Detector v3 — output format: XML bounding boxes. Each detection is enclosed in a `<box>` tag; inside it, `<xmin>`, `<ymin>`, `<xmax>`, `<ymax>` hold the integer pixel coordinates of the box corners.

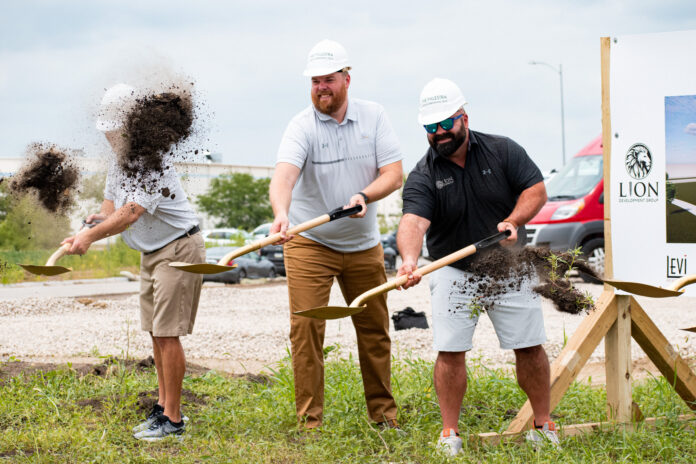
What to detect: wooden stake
<box><xmin>505</xmin><ymin>290</ymin><xmax>617</xmax><ymax>433</ymax></box>
<box><xmin>605</xmin><ymin>294</ymin><xmax>633</xmax><ymax>421</ymax></box>
<box><xmin>630</xmin><ymin>296</ymin><xmax>696</xmax><ymax>407</ymax></box>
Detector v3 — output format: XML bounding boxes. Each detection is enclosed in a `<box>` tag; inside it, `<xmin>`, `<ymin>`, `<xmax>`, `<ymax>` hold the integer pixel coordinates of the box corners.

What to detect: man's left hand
<box><xmin>497</xmin><ymin>221</ymin><xmax>518</xmax><ymax>247</ymax></box>
<box><xmin>61</xmin><ymin>234</ymin><xmax>93</xmax><ymax>255</ymax></box>
<box><xmin>346</xmin><ymin>194</ymin><xmax>367</xmax><ymax>218</ymax></box>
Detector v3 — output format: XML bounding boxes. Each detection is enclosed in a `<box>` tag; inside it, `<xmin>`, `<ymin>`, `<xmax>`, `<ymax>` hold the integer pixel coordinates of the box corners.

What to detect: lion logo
<box><xmin>624</xmin><ymin>143</ymin><xmax>653</xmax><ymax>180</ymax></box>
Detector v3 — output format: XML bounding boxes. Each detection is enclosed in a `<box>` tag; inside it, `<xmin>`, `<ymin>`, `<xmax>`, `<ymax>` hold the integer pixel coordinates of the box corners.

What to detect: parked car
<box><xmin>380</xmin><ymin>231</ymin><xmax>398</xmax><ymax>270</ymax></box>
<box><xmin>526</xmin><ymin>136</ymin><xmax>605</xmax><ymax>279</ymax></box>
<box><xmin>251</xmin><ymin>223</ymin><xmax>272</xmax><ymax>241</ymax></box>
<box><xmin>201</xmin><ymin>246</ymin><xmax>277</xmax><ymax>284</ymax></box>
<box><xmin>259</xmin><ymin>243</ymin><xmax>285</xmax><ymax>276</ymax></box>
<box><xmin>201</xmin><ymin>228</ymin><xmax>251</xmax><ymax>247</ymax></box>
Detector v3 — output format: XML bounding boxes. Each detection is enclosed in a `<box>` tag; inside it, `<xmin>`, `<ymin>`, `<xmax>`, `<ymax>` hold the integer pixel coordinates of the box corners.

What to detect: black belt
<box><xmin>143</xmin><ymin>225</ymin><xmax>200</xmax><ymax>255</ymax></box>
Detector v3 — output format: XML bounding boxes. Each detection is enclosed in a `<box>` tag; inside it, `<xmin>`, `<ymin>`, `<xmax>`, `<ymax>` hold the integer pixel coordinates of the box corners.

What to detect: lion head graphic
<box><xmin>624</xmin><ymin>143</ymin><xmax>652</xmax><ymax>180</ymax></box>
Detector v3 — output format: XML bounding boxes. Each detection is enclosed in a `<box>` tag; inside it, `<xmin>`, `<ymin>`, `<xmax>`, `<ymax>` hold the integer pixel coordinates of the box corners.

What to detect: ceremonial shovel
<box><xmin>18</xmin><ymin>220</ymin><xmax>102</xmax><ymax>276</ymax></box>
<box><xmin>169</xmin><ymin>205</ymin><xmax>363</xmax><ymax>274</ymax></box>
<box><xmin>294</xmin><ymin>229</ymin><xmax>512</xmax><ymax>320</ymax></box>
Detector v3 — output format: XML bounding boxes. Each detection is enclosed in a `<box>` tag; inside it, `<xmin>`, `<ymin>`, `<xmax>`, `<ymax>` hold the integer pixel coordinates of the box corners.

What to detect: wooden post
<box><xmin>600</xmin><ymin>36</ymin><xmax>613</xmax><ymax>285</ymax></box>
<box><xmin>630</xmin><ymin>296</ymin><xmax>696</xmax><ymax>407</ymax></box>
<box><xmin>505</xmin><ymin>290</ymin><xmax>618</xmax><ymax>433</ymax></box>
<box><xmin>604</xmin><ymin>295</ymin><xmax>632</xmax><ymax>421</ymax></box>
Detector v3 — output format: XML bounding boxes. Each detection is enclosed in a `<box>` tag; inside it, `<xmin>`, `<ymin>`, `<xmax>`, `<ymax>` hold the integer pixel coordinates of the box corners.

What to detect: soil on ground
<box><xmin>8</xmin><ymin>144</ymin><xmax>80</xmax><ymax>214</ymax></box>
<box><xmin>457</xmin><ymin>246</ymin><xmax>598</xmax><ymax>315</ymax></box>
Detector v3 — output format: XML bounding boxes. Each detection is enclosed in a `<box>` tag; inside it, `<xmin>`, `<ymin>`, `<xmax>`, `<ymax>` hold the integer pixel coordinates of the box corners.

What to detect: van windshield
<box><xmin>545</xmin><ymin>154</ymin><xmax>603</xmax><ymax>200</ymax></box>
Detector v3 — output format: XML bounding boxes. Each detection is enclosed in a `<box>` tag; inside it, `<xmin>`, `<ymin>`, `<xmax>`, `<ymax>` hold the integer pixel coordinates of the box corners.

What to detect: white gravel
<box><xmin>2</xmin><ymin>277</ymin><xmax>696</xmax><ymax>374</ymax></box>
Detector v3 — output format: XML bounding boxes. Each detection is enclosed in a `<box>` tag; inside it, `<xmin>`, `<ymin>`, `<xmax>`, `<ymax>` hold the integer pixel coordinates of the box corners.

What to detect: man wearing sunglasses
<box><xmin>269</xmin><ymin>39</ymin><xmax>403</xmax><ymax>431</ymax></box>
<box><xmin>396</xmin><ymin>78</ymin><xmax>555</xmax><ymax>455</ymax></box>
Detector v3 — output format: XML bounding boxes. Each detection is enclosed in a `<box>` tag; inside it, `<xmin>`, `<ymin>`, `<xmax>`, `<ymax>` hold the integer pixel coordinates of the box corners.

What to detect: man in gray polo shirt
<box><xmin>269</xmin><ymin>39</ymin><xmax>403</xmax><ymax>430</ymax></box>
<box><xmin>61</xmin><ymin>83</ymin><xmax>205</xmax><ymax>441</ymax></box>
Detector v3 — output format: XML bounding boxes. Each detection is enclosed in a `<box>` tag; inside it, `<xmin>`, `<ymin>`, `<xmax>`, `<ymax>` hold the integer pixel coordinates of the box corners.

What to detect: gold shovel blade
<box><xmin>603</xmin><ymin>279</ymin><xmax>684</xmax><ymax>298</ymax></box>
<box><xmin>293</xmin><ymin>305</ymin><xmax>367</xmax><ymax>320</ymax></box>
<box><xmin>19</xmin><ymin>264</ymin><xmax>73</xmax><ymax>276</ymax></box>
<box><xmin>169</xmin><ymin>262</ymin><xmax>238</xmax><ymax>274</ymax></box>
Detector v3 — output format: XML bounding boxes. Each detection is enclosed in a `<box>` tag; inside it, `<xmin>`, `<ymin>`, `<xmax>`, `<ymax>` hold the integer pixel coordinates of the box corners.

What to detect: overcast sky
<box><xmin>2</xmin><ymin>0</ymin><xmax>696</xmax><ymax>173</ymax></box>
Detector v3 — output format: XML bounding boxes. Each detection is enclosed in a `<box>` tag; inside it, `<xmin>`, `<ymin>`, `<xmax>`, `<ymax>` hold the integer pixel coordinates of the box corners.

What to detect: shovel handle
<box><xmin>670</xmin><ymin>274</ymin><xmax>696</xmax><ymax>291</ymax></box>
<box><xmin>351</xmin><ymin>230</ymin><xmax>511</xmax><ymax>307</ymax></box>
<box><xmin>215</xmin><ymin>205</ymin><xmax>365</xmax><ymax>266</ymax></box>
<box><xmin>46</xmin><ymin>243</ymin><xmax>70</xmax><ymax>266</ymax></box>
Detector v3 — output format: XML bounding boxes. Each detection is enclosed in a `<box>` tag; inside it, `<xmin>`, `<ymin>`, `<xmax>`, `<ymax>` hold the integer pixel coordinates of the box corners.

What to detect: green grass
<box><xmin>1</xmin><ymin>354</ymin><xmax>695</xmax><ymax>463</ymax></box>
<box><xmin>666</xmin><ymin>201</ymin><xmax>696</xmax><ymax>243</ymax></box>
<box><xmin>674</xmin><ymin>180</ymin><xmax>696</xmax><ymax>205</ymax></box>
<box><xmin>0</xmin><ymin>239</ymin><xmax>141</xmax><ymax>284</ymax></box>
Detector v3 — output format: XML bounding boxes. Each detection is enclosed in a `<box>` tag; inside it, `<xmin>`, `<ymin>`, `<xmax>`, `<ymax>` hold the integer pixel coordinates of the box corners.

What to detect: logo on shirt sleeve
<box><xmin>481</xmin><ymin>169</ymin><xmax>492</xmax><ymax>175</ymax></box>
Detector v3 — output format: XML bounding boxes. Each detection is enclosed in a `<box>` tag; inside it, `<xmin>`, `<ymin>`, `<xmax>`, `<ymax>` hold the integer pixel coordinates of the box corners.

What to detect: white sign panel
<box><xmin>610</xmin><ymin>30</ymin><xmax>696</xmax><ymax>296</ymax></box>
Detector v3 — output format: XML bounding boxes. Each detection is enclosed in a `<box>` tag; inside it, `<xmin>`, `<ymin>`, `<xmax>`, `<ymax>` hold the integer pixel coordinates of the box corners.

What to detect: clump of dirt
<box><xmin>455</xmin><ymin>246</ymin><xmax>598</xmax><ymax>315</ymax></box>
<box><xmin>117</xmin><ymin>87</ymin><xmax>193</xmax><ymax>193</ymax></box>
<box><xmin>8</xmin><ymin>144</ymin><xmax>80</xmax><ymax>214</ymax></box>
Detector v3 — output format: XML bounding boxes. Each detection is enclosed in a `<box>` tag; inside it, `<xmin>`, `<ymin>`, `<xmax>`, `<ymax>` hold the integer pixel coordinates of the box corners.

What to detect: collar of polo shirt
<box><xmin>313</xmin><ymin>98</ymin><xmax>358</xmax><ymax>124</ymax></box>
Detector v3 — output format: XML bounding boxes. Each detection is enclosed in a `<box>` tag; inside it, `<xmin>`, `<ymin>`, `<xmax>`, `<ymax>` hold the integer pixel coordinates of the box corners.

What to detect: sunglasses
<box><xmin>424</xmin><ymin>114</ymin><xmax>464</xmax><ymax>134</ymax></box>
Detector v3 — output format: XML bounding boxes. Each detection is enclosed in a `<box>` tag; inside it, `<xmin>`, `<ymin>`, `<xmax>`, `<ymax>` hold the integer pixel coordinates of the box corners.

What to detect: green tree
<box><xmin>196</xmin><ymin>173</ymin><xmax>272</xmax><ymax>230</ymax></box>
<box><xmin>666</xmin><ymin>174</ymin><xmax>676</xmax><ymax>203</ymax></box>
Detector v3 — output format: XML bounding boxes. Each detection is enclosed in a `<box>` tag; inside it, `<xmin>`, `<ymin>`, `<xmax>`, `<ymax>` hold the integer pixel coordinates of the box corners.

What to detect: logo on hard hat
<box><xmin>624</xmin><ymin>143</ymin><xmax>653</xmax><ymax>180</ymax></box>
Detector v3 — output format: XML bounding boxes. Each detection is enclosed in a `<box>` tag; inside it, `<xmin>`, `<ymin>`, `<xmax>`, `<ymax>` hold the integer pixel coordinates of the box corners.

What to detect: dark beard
<box><xmin>429</xmin><ymin>128</ymin><xmax>465</xmax><ymax>158</ymax></box>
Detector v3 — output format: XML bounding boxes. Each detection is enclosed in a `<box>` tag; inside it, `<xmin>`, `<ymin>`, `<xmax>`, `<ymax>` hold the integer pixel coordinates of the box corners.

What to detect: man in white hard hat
<box><xmin>62</xmin><ymin>83</ymin><xmax>205</xmax><ymax>441</ymax></box>
<box><xmin>396</xmin><ymin>78</ymin><xmax>555</xmax><ymax>455</ymax></box>
<box><xmin>269</xmin><ymin>39</ymin><xmax>403</xmax><ymax>431</ymax></box>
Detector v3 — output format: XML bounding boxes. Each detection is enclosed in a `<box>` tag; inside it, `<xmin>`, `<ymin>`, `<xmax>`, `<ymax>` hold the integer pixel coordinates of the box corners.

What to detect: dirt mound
<box><xmin>118</xmin><ymin>87</ymin><xmax>194</xmax><ymax>192</ymax></box>
<box><xmin>8</xmin><ymin>144</ymin><xmax>80</xmax><ymax>214</ymax></box>
<box><xmin>459</xmin><ymin>246</ymin><xmax>597</xmax><ymax>315</ymax></box>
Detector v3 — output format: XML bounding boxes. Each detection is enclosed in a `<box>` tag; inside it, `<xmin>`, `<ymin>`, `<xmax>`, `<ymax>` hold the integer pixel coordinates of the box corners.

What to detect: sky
<box><xmin>2</xmin><ymin>0</ymin><xmax>696</xmax><ymax>173</ymax></box>
<box><xmin>665</xmin><ymin>95</ymin><xmax>696</xmax><ymax>164</ymax></box>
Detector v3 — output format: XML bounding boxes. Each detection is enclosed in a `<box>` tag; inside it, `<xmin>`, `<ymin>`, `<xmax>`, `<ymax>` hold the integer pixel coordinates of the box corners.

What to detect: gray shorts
<box><xmin>429</xmin><ymin>265</ymin><xmax>546</xmax><ymax>352</ymax></box>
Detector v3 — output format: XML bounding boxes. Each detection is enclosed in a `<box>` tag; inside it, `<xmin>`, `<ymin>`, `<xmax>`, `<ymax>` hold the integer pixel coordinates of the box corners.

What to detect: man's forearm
<box><xmin>269</xmin><ymin>179</ymin><xmax>293</xmax><ymax>217</ymax></box>
<box><xmin>361</xmin><ymin>167</ymin><xmax>402</xmax><ymax>203</ymax></box>
<box><xmin>397</xmin><ymin>213</ymin><xmax>430</xmax><ymax>264</ymax></box>
<box><xmin>84</xmin><ymin>203</ymin><xmax>143</xmax><ymax>243</ymax></box>
<box><xmin>504</xmin><ymin>182</ymin><xmax>547</xmax><ymax>227</ymax></box>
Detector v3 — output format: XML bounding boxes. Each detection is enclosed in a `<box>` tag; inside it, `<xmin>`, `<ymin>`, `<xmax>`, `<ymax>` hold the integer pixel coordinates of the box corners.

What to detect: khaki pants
<box><xmin>284</xmin><ymin>235</ymin><xmax>397</xmax><ymax>428</ymax></box>
<box><xmin>140</xmin><ymin>233</ymin><xmax>205</xmax><ymax>337</ymax></box>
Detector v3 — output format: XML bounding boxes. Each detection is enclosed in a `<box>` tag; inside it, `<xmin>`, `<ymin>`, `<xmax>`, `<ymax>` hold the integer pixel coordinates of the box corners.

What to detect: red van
<box><xmin>526</xmin><ymin>136</ymin><xmax>605</xmax><ymax>278</ymax></box>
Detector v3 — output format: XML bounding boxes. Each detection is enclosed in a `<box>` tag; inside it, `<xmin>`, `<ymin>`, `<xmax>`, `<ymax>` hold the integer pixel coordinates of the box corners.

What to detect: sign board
<box><xmin>610</xmin><ymin>30</ymin><xmax>696</xmax><ymax>295</ymax></box>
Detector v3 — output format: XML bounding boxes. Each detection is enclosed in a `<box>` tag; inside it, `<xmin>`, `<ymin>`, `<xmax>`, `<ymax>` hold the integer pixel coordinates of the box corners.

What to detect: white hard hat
<box><xmin>418</xmin><ymin>78</ymin><xmax>468</xmax><ymax>125</ymax></box>
<box><xmin>302</xmin><ymin>39</ymin><xmax>351</xmax><ymax>77</ymax></box>
<box><xmin>96</xmin><ymin>83</ymin><xmax>136</xmax><ymax>132</ymax></box>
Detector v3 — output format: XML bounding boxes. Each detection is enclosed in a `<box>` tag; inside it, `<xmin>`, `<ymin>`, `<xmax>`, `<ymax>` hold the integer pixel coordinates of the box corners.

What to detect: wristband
<box><xmin>357</xmin><ymin>191</ymin><xmax>369</xmax><ymax>204</ymax></box>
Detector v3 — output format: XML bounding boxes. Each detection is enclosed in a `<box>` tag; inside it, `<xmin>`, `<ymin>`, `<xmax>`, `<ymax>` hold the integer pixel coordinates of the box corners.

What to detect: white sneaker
<box><xmin>525</xmin><ymin>421</ymin><xmax>560</xmax><ymax>448</ymax></box>
<box><xmin>438</xmin><ymin>428</ymin><xmax>462</xmax><ymax>456</ymax></box>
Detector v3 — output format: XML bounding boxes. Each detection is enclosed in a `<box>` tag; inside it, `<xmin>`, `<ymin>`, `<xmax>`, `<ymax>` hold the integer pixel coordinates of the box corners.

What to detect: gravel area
<box><xmin>2</xmin><ymin>277</ymin><xmax>696</xmax><ymax>374</ymax></box>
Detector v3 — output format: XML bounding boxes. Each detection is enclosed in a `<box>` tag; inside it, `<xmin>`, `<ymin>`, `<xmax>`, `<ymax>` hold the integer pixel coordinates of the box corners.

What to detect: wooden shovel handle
<box><xmin>352</xmin><ymin>244</ymin><xmax>477</xmax><ymax>307</ymax></box>
<box><xmin>670</xmin><ymin>274</ymin><xmax>696</xmax><ymax>291</ymax></box>
<box><xmin>216</xmin><ymin>214</ymin><xmax>331</xmax><ymax>266</ymax></box>
<box><xmin>46</xmin><ymin>243</ymin><xmax>70</xmax><ymax>266</ymax></box>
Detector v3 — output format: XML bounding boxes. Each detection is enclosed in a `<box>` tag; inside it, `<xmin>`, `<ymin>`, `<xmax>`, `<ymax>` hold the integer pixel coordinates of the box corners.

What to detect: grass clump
<box><xmin>1</xmin><ymin>356</ymin><xmax>695</xmax><ymax>463</ymax></box>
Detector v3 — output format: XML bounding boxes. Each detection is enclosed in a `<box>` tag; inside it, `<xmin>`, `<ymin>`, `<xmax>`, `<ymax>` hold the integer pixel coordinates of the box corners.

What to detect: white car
<box><xmin>201</xmin><ymin>228</ymin><xmax>251</xmax><ymax>247</ymax></box>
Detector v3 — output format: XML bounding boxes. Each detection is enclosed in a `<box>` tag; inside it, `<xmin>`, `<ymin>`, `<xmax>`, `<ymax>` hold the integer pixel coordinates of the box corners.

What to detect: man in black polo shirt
<box><xmin>396</xmin><ymin>78</ymin><xmax>556</xmax><ymax>454</ymax></box>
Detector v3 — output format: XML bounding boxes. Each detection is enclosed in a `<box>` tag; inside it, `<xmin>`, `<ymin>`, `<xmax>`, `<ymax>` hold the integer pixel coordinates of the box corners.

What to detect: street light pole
<box><xmin>530</xmin><ymin>61</ymin><xmax>566</xmax><ymax>166</ymax></box>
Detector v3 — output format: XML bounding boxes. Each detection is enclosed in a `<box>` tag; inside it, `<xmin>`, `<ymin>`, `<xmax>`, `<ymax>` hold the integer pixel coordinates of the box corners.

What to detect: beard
<box><xmin>311</xmin><ymin>84</ymin><xmax>348</xmax><ymax>115</ymax></box>
<box><xmin>429</xmin><ymin>126</ymin><xmax>466</xmax><ymax>158</ymax></box>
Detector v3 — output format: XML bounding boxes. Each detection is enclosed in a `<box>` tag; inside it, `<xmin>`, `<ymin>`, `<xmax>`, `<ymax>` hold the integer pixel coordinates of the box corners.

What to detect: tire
<box><xmin>238</xmin><ymin>269</ymin><xmax>247</xmax><ymax>281</ymax></box>
<box><xmin>580</xmin><ymin>238</ymin><xmax>605</xmax><ymax>281</ymax></box>
<box><xmin>268</xmin><ymin>268</ymin><xmax>277</xmax><ymax>279</ymax></box>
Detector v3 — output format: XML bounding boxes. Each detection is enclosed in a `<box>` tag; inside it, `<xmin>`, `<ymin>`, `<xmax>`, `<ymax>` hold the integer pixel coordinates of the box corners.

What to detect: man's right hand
<box><xmin>396</xmin><ymin>259</ymin><xmax>421</xmax><ymax>290</ymax></box>
<box><xmin>269</xmin><ymin>214</ymin><xmax>293</xmax><ymax>245</ymax></box>
<box><xmin>83</xmin><ymin>213</ymin><xmax>107</xmax><ymax>228</ymax></box>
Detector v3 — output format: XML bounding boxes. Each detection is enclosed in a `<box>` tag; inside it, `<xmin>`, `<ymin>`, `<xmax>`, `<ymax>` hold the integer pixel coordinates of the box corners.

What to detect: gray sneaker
<box><xmin>133</xmin><ymin>415</ymin><xmax>185</xmax><ymax>441</ymax></box>
<box><xmin>132</xmin><ymin>405</ymin><xmax>189</xmax><ymax>433</ymax></box>
<box><xmin>525</xmin><ymin>421</ymin><xmax>560</xmax><ymax>448</ymax></box>
<box><xmin>437</xmin><ymin>428</ymin><xmax>462</xmax><ymax>456</ymax></box>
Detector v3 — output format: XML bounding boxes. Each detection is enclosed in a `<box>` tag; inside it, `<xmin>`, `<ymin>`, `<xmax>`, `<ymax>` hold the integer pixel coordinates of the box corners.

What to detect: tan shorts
<box><xmin>140</xmin><ymin>232</ymin><xmax>205</xmax><ymax>337</ymax></box>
